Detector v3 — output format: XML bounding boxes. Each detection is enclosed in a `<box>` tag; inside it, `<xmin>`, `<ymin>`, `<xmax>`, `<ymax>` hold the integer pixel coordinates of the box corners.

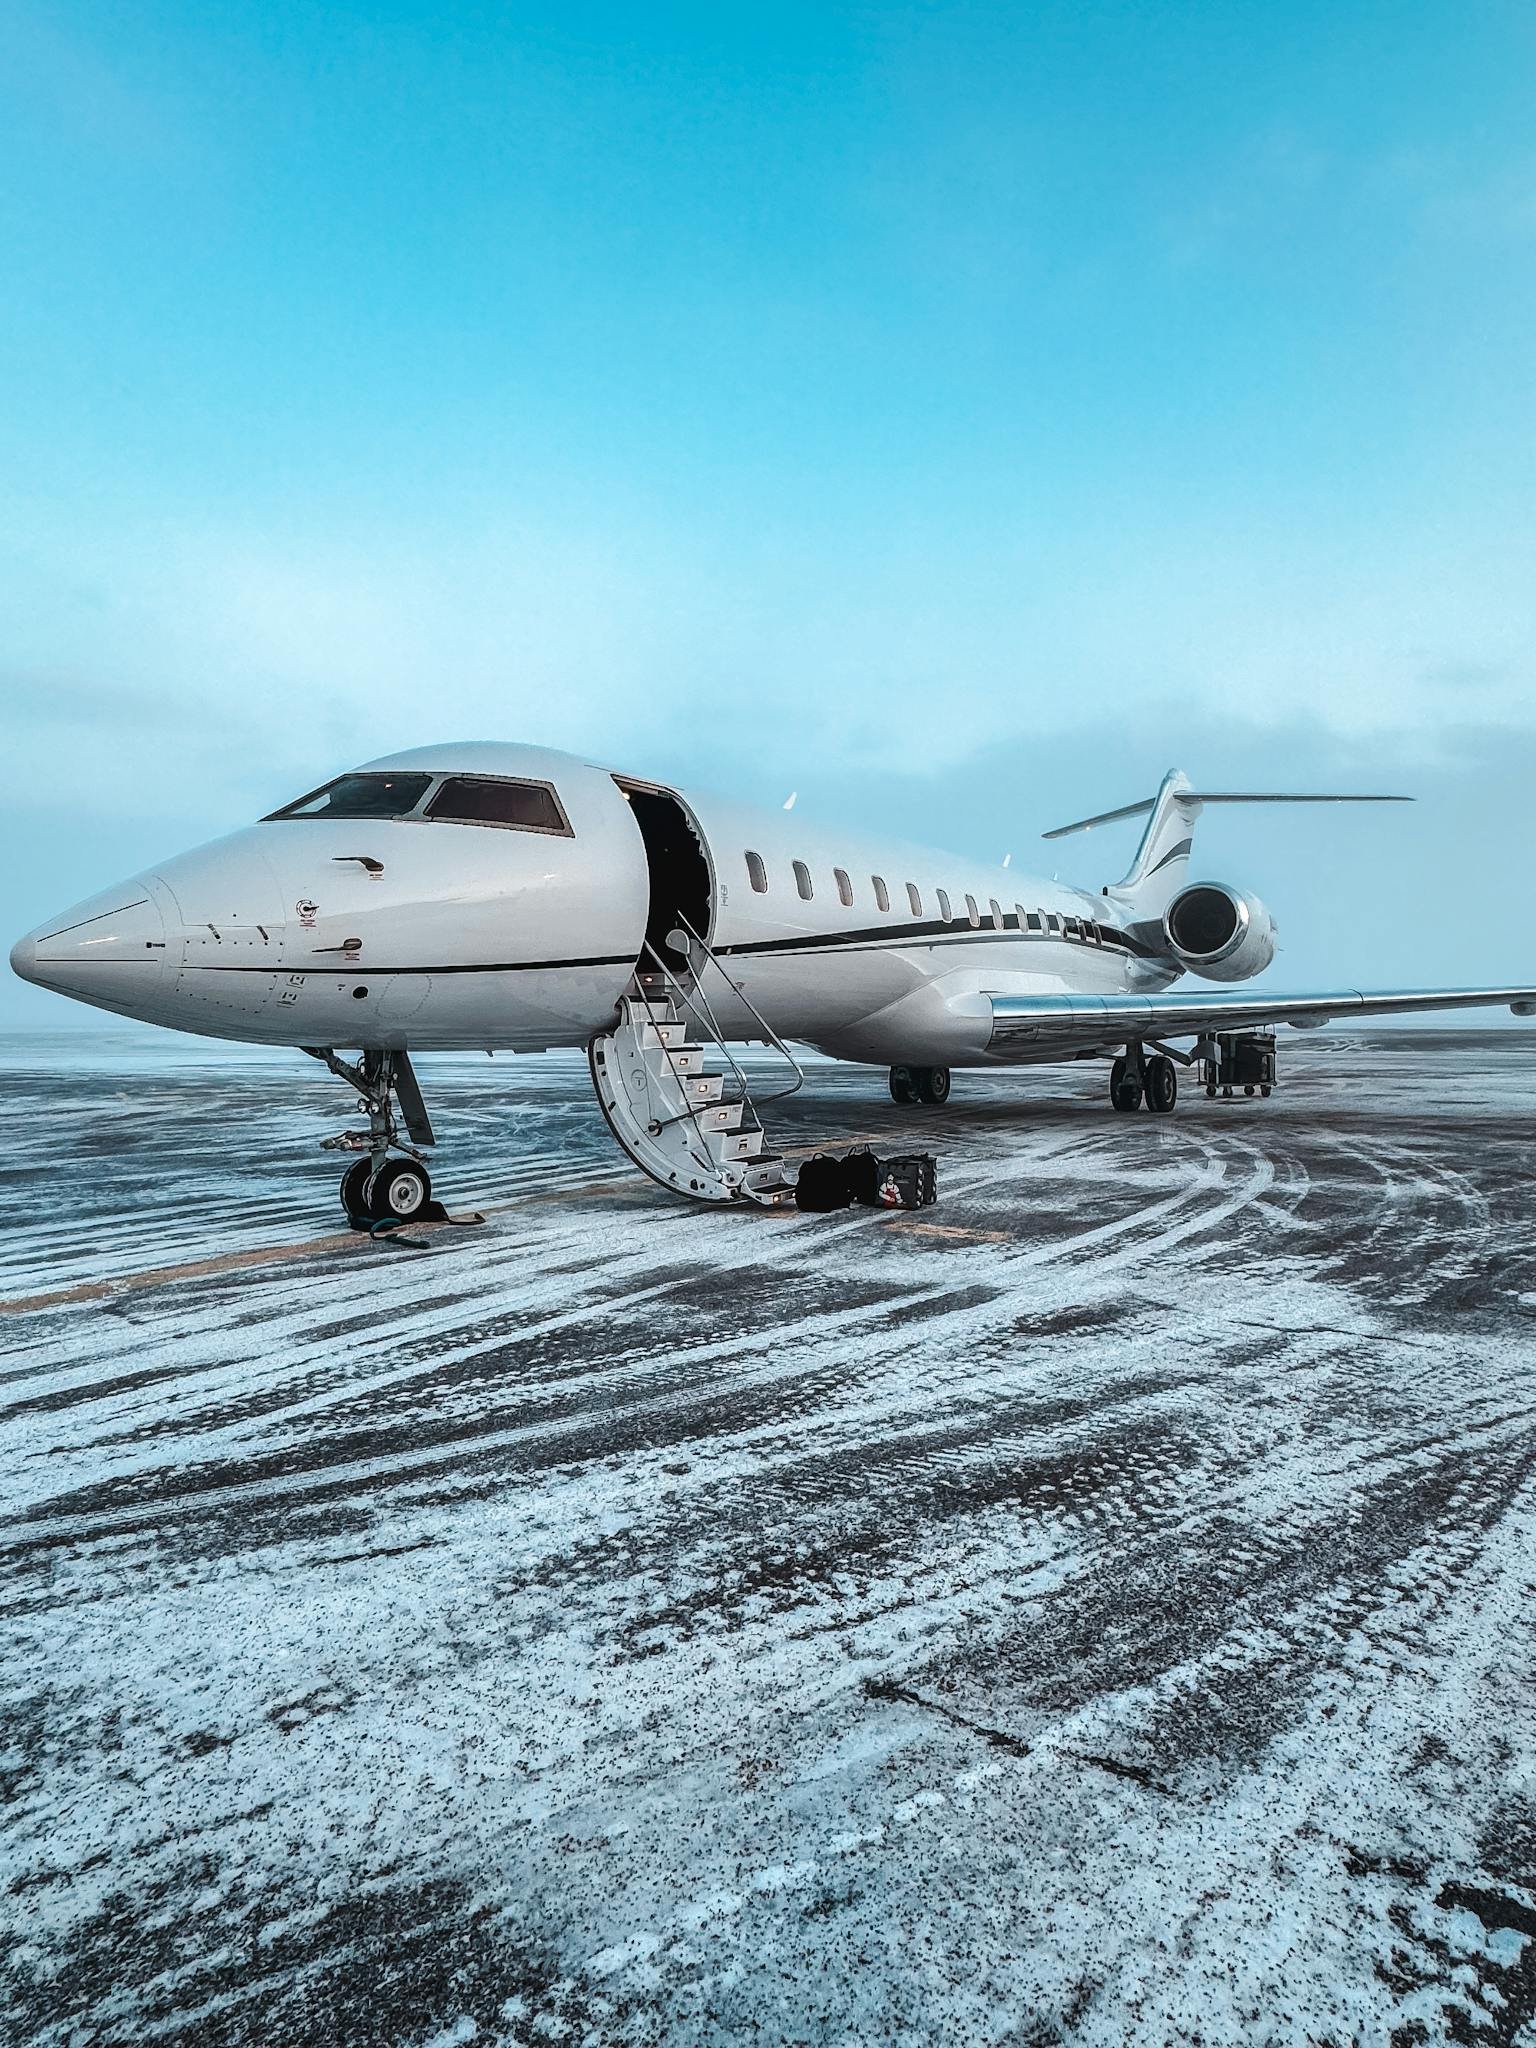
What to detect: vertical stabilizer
<box><xmin>1103</xmin><ymin>770</ymin><xmax>1202</xmax><ymax>918</ymax></box>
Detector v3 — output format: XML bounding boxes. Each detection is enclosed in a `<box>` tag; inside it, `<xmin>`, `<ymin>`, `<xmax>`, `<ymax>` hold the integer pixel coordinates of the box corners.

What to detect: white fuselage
<box><xmin>11</xmin><ymin>742</ymin><xmax>1178</xmax><ymax>1067</ymax></box>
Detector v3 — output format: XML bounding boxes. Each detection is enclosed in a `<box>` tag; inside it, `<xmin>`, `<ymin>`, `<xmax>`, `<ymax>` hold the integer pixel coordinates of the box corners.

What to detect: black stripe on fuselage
<box><xmin>714</xmin><ymin>914</ymin><xmax>1161</xmax><ymax>961</ymax></box>
<box><xmin>174</xmin><ymin>920</ymin><xmax>1163</xmax><ymax>977</ymax></box>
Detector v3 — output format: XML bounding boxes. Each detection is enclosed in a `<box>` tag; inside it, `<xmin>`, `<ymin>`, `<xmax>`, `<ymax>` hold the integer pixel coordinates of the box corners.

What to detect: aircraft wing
<box><xmin>987</xmin><ymin>985</ymin><xmax>1536</xmax><ymax>1057</ymax></box>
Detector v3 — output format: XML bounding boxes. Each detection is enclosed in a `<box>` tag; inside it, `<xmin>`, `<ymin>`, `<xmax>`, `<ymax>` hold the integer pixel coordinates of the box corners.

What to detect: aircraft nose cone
<box><xmin>11</xmin><ymin>883</ymin><xmax>168</xmax><ymax>1018</ymax></box>
<box><xmin>9</xmin><ymin>930</ymin><xmax>39</xmax><ymax>985</ymax></box>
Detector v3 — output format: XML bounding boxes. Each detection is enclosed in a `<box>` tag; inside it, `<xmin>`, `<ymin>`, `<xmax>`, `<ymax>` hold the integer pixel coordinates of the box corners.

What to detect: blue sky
<box><xmin>3</xmin><ymin>0</ymin><xmax>1534</xmax><ymax>1025</ymax></box>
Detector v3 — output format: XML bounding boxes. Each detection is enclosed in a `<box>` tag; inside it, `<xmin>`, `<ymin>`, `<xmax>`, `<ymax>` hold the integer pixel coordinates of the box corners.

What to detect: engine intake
<box><xmin>1164</xmin><ymin>882</ymin><xmax>1276</xmax><ymax>983</ymax></box>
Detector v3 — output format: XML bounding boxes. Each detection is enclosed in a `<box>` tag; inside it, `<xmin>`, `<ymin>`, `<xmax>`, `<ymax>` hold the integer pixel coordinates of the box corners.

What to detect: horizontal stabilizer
<box><xmin>1044</xmin><ymin>791</ymin><xmax>1411</xmax><ymax>840</ymax></box>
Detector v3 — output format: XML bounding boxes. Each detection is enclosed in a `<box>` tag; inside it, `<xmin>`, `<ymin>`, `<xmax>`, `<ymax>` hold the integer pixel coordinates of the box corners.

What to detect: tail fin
<box><xmin>1044</xmin><ymin>772</ymin><xmax>1411</xmax><ymax>919</ymax></box>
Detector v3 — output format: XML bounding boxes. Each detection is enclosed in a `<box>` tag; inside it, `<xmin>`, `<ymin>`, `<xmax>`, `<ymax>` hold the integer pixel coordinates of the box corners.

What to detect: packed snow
<box><xmin>4</xmin><ymin>1031</ymin><xmax>1536</xmax><ymax>2046</ymax></box>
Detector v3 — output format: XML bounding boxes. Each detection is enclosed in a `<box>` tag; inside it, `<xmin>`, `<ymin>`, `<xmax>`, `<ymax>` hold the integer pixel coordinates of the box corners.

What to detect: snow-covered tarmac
<box><xmin>4</xmin><ymin>1030</ymin><xmax>1536</xmax><ymax>2047</ymax></box>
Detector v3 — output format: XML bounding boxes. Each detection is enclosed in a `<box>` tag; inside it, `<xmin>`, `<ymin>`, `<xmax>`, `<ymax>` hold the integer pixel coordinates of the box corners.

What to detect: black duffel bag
<box><xmin>793</xmin><ymin>1151</ymin><xmax>857</xmax><ymax>1211</ymax></box>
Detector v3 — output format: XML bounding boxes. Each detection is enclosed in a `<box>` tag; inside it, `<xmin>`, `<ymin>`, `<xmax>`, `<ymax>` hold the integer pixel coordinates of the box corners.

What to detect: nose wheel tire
<box><xmin>340</xmin><ymin>1158</ymin><xmax>372</xmax><ymax>1220</ymax></box>
<box><xmin>1144</xmin><ymin>1055</ymin><xmax>1178</xmax><ymax>1114</ymax></box>
<box><xmin>369</xmin><ymin>1157</ymin><xmax>432</xmax><ymax>1221</ymax></box>
<box><xmin>889</xmin><ymin>1065</ymin><xmax>920</xmax><ymax>1105</ymax></box>
<box><xmin>340</xmin><ymin>1156</ymin><xmax>434</xmax><ymax>1222</ymax></box>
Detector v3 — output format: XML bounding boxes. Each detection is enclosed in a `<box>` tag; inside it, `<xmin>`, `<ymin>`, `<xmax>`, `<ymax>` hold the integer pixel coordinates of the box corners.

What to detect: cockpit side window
<box><xmin>425</xmin><ymin>775</ymin><xmax>572</xmax><ymax>835</ymax></box>
<box><xmin>264</xmin><ymin>772</ymin><xmax>433</xmax><ymax>821</ymax></box>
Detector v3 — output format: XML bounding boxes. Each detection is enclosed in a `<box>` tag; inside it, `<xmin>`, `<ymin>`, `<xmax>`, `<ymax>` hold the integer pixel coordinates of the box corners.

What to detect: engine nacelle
<box><xmin>1163</xmin><ymin>882</ymin><xmax>1277</xmax><ymax>983</ymax></box>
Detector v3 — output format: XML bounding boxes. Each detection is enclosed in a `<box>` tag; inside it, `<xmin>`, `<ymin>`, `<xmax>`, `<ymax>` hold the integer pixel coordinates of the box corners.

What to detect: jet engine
<box><xmin>1163</xmin><ymin>882</ymin><xmax>1277</xmax><ymax>983</ymax></box>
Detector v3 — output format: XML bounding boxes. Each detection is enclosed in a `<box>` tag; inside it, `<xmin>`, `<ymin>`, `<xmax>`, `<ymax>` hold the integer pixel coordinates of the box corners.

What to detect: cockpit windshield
<box><xmin>263</xmin><ymin>773</ymin><xmax>434</xmax><ymax>821</ymax></box>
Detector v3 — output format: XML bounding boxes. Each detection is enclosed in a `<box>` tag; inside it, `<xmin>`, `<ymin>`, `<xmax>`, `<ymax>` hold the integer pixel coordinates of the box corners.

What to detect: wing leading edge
<box><xmin>987</xmin><ymin>985</ymin><xmax>1536</xmax><ymax>1058</ymax></box>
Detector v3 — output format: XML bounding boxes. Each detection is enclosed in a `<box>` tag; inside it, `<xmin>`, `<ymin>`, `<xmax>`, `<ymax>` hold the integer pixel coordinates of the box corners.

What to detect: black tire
<box><xmin>340</xmin><ymin>1158</ymin><xmax>372</xmax><ymax>1219</ymax></box>
<box><xmin>1205</xmin><ymin>1082</ymin><xmax>1217</xmax><ymax>1099</ymax></box>
<box><xmin>1260</xmin><ymin>1084</ymin><xmax>1272</xmax><ymax>1098</ymax></box>
<box><xmin>889</xmin><ymin>1066</ymin><xmax>919</xmax><ymax>1106</ymax></box>
<box><xmin>1144</xmin><ymin>1055</ymin><xmax>1178</xmax><ymax>1114</ymax></box>
<box><xmin>369</xmin><ymin>1157</ymin><xmax>432</xmax><ymax>1221</ymax></box>
<box><xmin>1109</xmin><ymin>1054</ymin><xmax>1142</xmax><ymax>1112</ymax></box>
<box><xmin>917</xmin><ymin>1066</ymin><xmax>951</xmax><ymax>1105</ymax></box>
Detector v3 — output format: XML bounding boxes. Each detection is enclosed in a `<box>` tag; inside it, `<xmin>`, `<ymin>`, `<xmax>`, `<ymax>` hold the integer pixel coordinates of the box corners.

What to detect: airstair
<box><xmin>589</xmin><ymin>930</ymin><xmax>802</xmax><ymax>1206</ymax></box>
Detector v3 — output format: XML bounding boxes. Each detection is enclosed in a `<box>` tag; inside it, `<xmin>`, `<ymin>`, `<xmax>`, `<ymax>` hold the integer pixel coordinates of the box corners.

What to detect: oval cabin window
<box><xmin>965</xmin><ymin>894</ymin><xmax>980</xmax><ymax>927</ymax></box>
<box><xmin>745</xmin><ymin>850</ymin><xmax>768</xmax><ymax>893</ymax></box>
<box><xmin>907</xmin><ymin>883</ymin><xmax>922</xmax><ymax>916</ymax></box>
<box><xmin>834</xmin><ymin>868</ymin><xmax>854</xmax><ymax>907</ymax></box>
<box><xmin>989</xmin><ymin>898</ymin><xmax>1003</xmax><ymax>928</ymax></box>
<box><xmin>794</xmin><ymin>860</ymin><xmax>814</xmax><ymax>901</ymax></box>
<box><xmin>936</xmin><ymin>889</ymin><xmax>952</xmax><ymax>921</ymax></box>
<box><xmin>872</xmin><ymin>875</ymin><xmax>890</xmax><ymax>912</ymax></box>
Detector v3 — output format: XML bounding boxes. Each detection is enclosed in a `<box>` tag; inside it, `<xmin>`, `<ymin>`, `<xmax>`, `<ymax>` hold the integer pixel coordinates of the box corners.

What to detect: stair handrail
<box><xmin>648</xmin><ymin>919</ymin><xmax>804</xmax><ymax>1112</ymax></box>
<box><xmin>634</xmin><ymin>950</ymin><xmax>801</xmax><ymax>1148</ymax></box>
<box><xmin>635</xmin><ymin>940</ymin><xmax>761</xmax><ymax>1140</ymax></box>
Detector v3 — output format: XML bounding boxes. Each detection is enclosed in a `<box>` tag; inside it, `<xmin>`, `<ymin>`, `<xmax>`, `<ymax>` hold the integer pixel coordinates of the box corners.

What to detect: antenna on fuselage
<box><xmin>782</xmin><ymin>791</ymin><xmax>797</xmax><ymax>810</ymax></box>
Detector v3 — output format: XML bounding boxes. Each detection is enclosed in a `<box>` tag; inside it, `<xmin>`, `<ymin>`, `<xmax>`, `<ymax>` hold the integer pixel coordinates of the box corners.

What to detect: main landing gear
<box><xmin>304</xmin><ymin>1047</ymin><xmax>437</xmax><ymax>1224</ymax></box>
<box><xmin>1109</xmin><ymin>1044</ymin><xmax>1178</xmax><ymax>1115</ymax></box>
<box><xmin>889</xmin><ymin>1065</ymin><xmax>952</xmax><ymax>1106</ymax></box>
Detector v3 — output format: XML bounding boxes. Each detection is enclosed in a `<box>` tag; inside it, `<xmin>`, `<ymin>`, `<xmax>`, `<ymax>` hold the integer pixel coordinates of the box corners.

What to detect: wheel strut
<box><xmin>305</xmin><ymin>1046</ymin><xmax>437</xmax><ymax>1219</ymax></box>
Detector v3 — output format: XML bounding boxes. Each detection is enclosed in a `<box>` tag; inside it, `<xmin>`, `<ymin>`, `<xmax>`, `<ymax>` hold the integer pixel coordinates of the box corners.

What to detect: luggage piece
<box><xmin>872</xmin><ymin>1153</ymin><xmax>938</xmax><ymax>1210</ymax></box>
<box><xmin>794</xmin><ymin>1146</ymin><xmax>939</xmax><ymax>1212</ymax></box>
<box><xmin>841</xmin><ymin>1145</ymin><xmax>881</xmax><ymax>1207</ymax></box>
<box><xmin>793</xmin><ymin>1152</ymin><xmax>856</xmax><ymax>1211</ymax></box>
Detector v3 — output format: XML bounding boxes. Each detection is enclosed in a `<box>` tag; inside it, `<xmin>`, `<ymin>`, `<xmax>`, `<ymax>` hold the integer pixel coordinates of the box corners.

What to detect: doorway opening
<box><xmin>615</xmin><ymin>780</ymin><xmax>714</xmax><ymax>974</ymax></box>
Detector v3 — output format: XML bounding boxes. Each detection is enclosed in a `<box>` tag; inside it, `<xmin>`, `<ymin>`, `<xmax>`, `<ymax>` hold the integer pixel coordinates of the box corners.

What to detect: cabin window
<box><xmin>424</xmin><ymin>775</ymin><xmax>571</xmax><ymax>835</ymax></box>
<box><xmin>745</xmin><ymin>850</ymin><xmax>768</xmax><ymax>893</ymax></box>
<box><xmin>907</xmin><ymin>883</ymin><xmax>922</xmax><ymax>916</ymax></box>
<box><xmin>834</xmin><ymin>867</ymin><xmax>854</xmax><ymax>908</ymax></box>
<box><xmin>872</xmin><ymin>875</ymin><xmax>890</xmax><ymax>912</ymax></box>
<box><xmin>988</xmin><ymin>898</ymin><xmax>1003</xmax><ymax>928</ymax></box>
<box><xmin>936</xmin><ymin>889</ymin><xmax>952</xmax><ymax>921</ymax></box>
<box><xmin>1045</xmin><ymin>912</ymin><xmax>1060</xmax><ymax>933</ymax></box>
<box><xmin>794</xmin><ymin>860</ymin><xmax>814</xmax><ymax>901</ymax></box>
<box><xmin>1025</xmin><ymin>911</ymin><xmax>1043</xmax><ymax>932</ymax></box>
<box><xmin>265</xmin><ymin>771</ymin><xmax>433</xmax><ymax>821</ymax></box>
<box><xmin>964</xmin><ymin>893</ymin><xmax>980</xmax><ymax>927</ymax></box>
<box><xmin>1014</xmin><ymin>903</ymin><xmax>1028</xmax><ymax>927</ymax></box>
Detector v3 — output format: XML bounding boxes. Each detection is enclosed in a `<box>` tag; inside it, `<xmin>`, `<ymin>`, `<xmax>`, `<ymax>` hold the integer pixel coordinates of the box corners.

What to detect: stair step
<box><xmin>697</xmin><ymin>1101</ymin><xmax>745</xmax><ymax>1132</ymax></box>
<box><xmin>682</xmin><ymin>1073</ymin><xmax>727</xmax><ymax>1103</ymax></box>
<box><xmin>740</xmin><ymin>1157</ymin><xmax>795</xmax><ymax>1204</ymax></box>
<box><xmin>640</xmin><ymin>1020</ymin><xmax>690</xmax><ymax>1048</ymax></box>
<box><xmin>713</xmin><ymin>1127</ymin><xmax>764</xmax><ymax>1160</ymax></box>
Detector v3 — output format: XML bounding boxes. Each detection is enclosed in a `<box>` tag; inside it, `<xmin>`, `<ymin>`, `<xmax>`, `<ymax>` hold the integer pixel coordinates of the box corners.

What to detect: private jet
<box><xmin>12</xmin><ymin>743</ymin><xmax>1535</xmax><ymax>1219</ymax></box>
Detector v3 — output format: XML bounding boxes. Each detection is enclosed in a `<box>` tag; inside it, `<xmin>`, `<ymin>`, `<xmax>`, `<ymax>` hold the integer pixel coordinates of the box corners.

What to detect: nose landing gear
<box><xmin>306</xmin><ymin>1046</ymin><xmax>438</xmax><ymax>1223</ymax></box>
